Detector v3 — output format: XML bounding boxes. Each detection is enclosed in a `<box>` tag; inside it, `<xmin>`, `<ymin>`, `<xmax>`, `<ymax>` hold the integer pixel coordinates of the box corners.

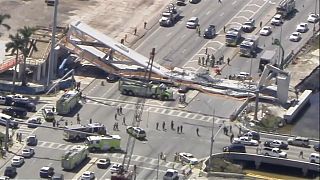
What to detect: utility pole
<box><xmin>314</xmin><ymin>0</ymin><xmax>318</xmax><ymax>34</ymax></box>
<box><xmin>156</xmin><ymin>154</ymin><xmax>159</xmax><ymax>180</ymax></box>
<box><xmin>47</xmin><ymin>0</ymin><xmax>59</xmax><ymax>87</ymax></box>
<box><xmin>208</xmin><ymin>109</ymin><xmax>215</xmax><ymax>172</ymax></box>
<box><xmin>5</xmin><ymin>119</ymin><xmax>9</xmax><ymax>151</ymax></box>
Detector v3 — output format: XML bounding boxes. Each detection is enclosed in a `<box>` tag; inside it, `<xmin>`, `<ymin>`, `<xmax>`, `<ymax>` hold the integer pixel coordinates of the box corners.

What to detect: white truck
<box><xmin>239</xmin><ymin>35</ymin><xmax>259</xmax><ymax>57</ymax></box>
<box><xmin>159</xmin><ymin>10</ymin><xmax>180</xmax><ymax>27</ymax></box>
<box><xmin>225</xmin><ymin>26</ymin><xmax>243</xmax><ymax>46</ymax></box>
<box><xmin>262</xmin><ymin>147</ymin><xmax>287</xmax><ymax>158</ymax></box>
<box><xmin>276</xmin><ymin>0</ymin><xmax>295</xmax><ymax>18</ymax></box>
<box><xmin>259</xmin><ymin>50</ymin><xmax>277</xmax><ymax>71</ymax></box>
<box><xmin>242</xmin><ymin>18</ymin><xmax>255</xmax><ymax>33</ymax></box>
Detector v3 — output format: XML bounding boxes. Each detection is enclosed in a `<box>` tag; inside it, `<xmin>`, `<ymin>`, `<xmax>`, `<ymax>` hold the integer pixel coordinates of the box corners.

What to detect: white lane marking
<box><xmin>192</xmin><ymin>8</ymin><xmax>197</xmax><ymax>13</ymax></box>
<box><xmin>220</xmin><ymin>12</ymin><xmax>225</xmax><ymax>17</ymax></box>
<box><xmin>241</xmin><ymin>9</ymin><xmax>256</xmax><ymax>14</ymax></box>
<box><xmin>206</xmin><ymin>10</ymin><xmax>211</xmax><ymax>15</ymax></box>
<box><xmin>236</xmin><ymin>15</ymin><xmax>250</xmax><ymax>20</ymax></box>
<box><xmin>232</xmin><ymin>1</ymin><xmax>237</xmax><ymax>5</ymax></box>
<box><xmin>165</xmin><ymin>32</ymin><xmax>172</xmax><ymax>37</ymax></box>
<box><xmin>247</xmin><ymin>3</ymin><xmax>262</xmax><ymax>8</ymax></box>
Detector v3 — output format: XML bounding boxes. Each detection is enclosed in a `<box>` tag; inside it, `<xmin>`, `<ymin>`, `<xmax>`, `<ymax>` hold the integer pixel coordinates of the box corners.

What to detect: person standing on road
<box><xmin>77</xmin><ymin>113</ymin><xmax>80</xmax><ymax>124</ymax></box>
<box><xmin>299</xmin><ymin>151</ymin><xmax>304</xmax><ymax>158</ymax></box>
<box><xmin>156</xmin><ymin>122</ymin><xmax>159</xmax><ymax>130</ymax></box>
<box><xmin>171</xmin><ymin>120</ymin><xmax>174</xmax><ymax>130</ymax></box>
<box><xmin>227</xmin><ymin>58</ymin><xmax>230</xmax><ymax>65</ymax></box>
<box><xmin>122</xmin><ymin>116</ymin><xmax>126</xmax><ymax>125</ymax></box>
<box><xmin>180</xmin><ymin>125</ymin><xmax>183</xmax><ymax>133</ymax></box>
<box><xmin>89</xmin><ymin>118</ymin><xmax>92</xmax><ymax>124</ymax></box>
<box><xmin>134</xmin><ymin>27</ymin><xmax>137</xmax><ymax>35</ymax></box>
<box><xmin>223</xmin><ymin>25</ymin><xmax>226</xmax><ymax>33</ymax></box>
<box><xmin>119</xmin><ymin>106</ymin><xmax>123</xmax><ymax>114</ymax></box>
<box><xmin>230</xmin><ymin>133</ymin><xmax>234</xmax><ymax>143</ymax></box>
<box><xmin>196</xmin><ymin>128</ymin><xmax>200</xmax><ymax>136</ymax></box>
<box><xmin>177</xmin><ymin>126</ymin><xmax>180</xmax><ymax>134</ymax></box>
<box><xmin>162</xmin><ymin>121</ymin><xmax>166</xmax><ymax>131</ymax></box>
<box><xmin>115</xmin><ymin>113</ymin><xmax>118</xmax><ymax>120</ymax></box>
<box><xmin>144</xmin><ymin>22</ymin><xmax>147</xmax><ymax>29</ymax></box>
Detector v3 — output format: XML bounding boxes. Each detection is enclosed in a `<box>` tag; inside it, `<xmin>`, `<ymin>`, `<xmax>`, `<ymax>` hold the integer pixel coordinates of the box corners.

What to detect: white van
<box><xmin>0</xmin><ymin>113</ymin><xmax>18</xmax><ymax>128</ymax></box>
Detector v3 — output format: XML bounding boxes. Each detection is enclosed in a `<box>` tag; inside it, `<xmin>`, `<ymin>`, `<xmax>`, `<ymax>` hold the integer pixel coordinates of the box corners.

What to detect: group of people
<box><xmin>113</xmin><ymin>105</ymin><xmax>125</xmax><ymax>131</ymax></box>
<box><xmin>198</xmin><ymin>54</ymin><xmax>225</xmax><ymax>68</ymax></box>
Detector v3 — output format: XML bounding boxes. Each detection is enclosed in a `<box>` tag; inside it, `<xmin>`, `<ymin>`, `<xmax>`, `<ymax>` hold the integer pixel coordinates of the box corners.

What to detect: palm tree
<box><xmin>0</xmin><ymin>14</ymin><xmax>11</xmax><ymax>36</ymax></box>
<box><xmin>5</xmin><ymin>33</ymin><xmax>24</xmax><ymax>92</ymax></box>
<box><xmin>18</xmin><ymin>26</ymin><xmax>38</xmax><ymax>86</ymax></box>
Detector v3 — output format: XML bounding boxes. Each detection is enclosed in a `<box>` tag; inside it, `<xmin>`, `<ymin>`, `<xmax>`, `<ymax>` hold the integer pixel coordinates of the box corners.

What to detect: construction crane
<box><xmin>112</xmin><ymin>48</ymin><xmax>156</xmax><ymax>180</ymax></box>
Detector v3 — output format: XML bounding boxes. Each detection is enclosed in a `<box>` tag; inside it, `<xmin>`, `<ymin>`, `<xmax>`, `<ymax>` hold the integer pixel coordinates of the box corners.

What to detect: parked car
<box><xmin>163</xmin><ymin>169</ymin><xmax>179</xmax><ymax>180</ymax></box>
<box><xmin>0</xmin><ymin>176</ymin><xmax>9</xmax><ymax>180</ymax></box>
<box><xmin>186</xmin><ymin>17</ymin><xmax>199</xmax><ymax>28</ymax></box>
<box><xmin>21</xmin><ymin>148</ymin><xmax>35</xmax><ymax>158</ymax></box>
<box><xmin>296</xmin><ymin>23</ymin><xmax>309</xmax><ymax>33</ymax></box>
<box><xmin>4</xmin><ymin>166</ymin><xmax>16</xmax><ymax>178</ymax></box>
<box><xmin>81</xmin><ymin>171</ymin><xmax>95</xmax><ymax>180</ymax></box>
<box><xmin>309</xmin><ymin>153</ymin><xmax>319</xmax><ymax>164</ymax></box>
<box><xmin>0</xmin><ymin>96</ymin><xmax>12</xmax><ymax>106</ymax></box>
<box><xmin>176</xmin><ymin>0</ymin><xmax>186</xmax><ymax>6</ymax></box>
<box><xmin>313</xmin><ymin>143</ymin><xmax>320</xmax><ymax>152</ymax></box>
<box><xmin>110</xmin><ymin>163</ymin><xmax>123</xmax><ymax>174</ymax></box>
<box><xmin>287</xmin><ymin>136</ymin><xmax>309</xmax><ymax>147</ymax></box>
<box><xmin>262</xmin><ymin>147</ymin><xmax>287</xmax><ymax>158</ymax></box>
<box><xmin>42</xmin><ymin>108</ymin><xmax>55</xmax><ymax>121</ymax></box>
<box><xmin>289</xmin><ymin>32</ymin><xmax>301</xmax><ymax>42</ymax></box>
<box><xmin>0</xmin><ymin>113</ymin><xmax>19</xmax><ymax>128</ymax></box>
<box><xmin>106</xmin><ymin>74</ymin><xmax>120</xmax><ymax>83</ymax></box>
<box><xmin>11</xmin><ymin>156</ymin><xmax>24</xmax><ymax>167</ymax></box>
<box><xmin>259</xmin><ymin>26</ymin><xmax>272</xmax><ymax>36</ymax></box>
<box><xmin>178</xmin><ymin>152</ymin><xmax>198</xmax><ymax>165</ymax></box>
<box><xmin>39</xmin><ymin>166</ymin><xmax>54</xmax><ymax>178</ymax></box>
<box><xmin>26</xmin><ymin>135</ymin><xmax>38</xmax><ymax>146</ymax></box>
<box><xmin>264</xmin><ymin>140</ymin><xmax>288</xmax><ymax>149</ymax></box>
<box><xmin>126</xmin><ymin>126</ymin><xmax>146</xmax><ymax>139</ymax></box>
<box><xmin>307</xmin><ymin>13</ymin><xmax>319</xmax><ymax>23</ymax></box>
<box><xmin>2</xmin><ymin>107</ymin><xmax>27</xmax><ymax>118</ymax></box>
<box><xmin>97</xmin><ymin>158</ymin><xmax>111</xmax><ymax>169</ymax></box>
<box><xmin>232</xmin><ymin>137</ymin><xmax>259</xmax><ymax>146</ymax></box>
<box><xmin>189</xmin><ymin>0</ymin><xmax>200</xmax><ymax>3</ymax></box>
<box><xmin>51</xmin><ymin>173</ymin><xmax>64</xmax><ymax>180</ymax></box>
<box><xmin>203</xmin><ymin>25</ymin><xmax>216</xmax><ymax>39</ymax></box>
<box><xmin>13</xmin><ymin>101</ymin><xmax>36</xmax><ymax>112</ymax></box>
<box><xmin>223</xmin><ymin>144</ymin><xmax>246</xmax><ymax>153</ymax></box>
<box><xmin>242</xmin><ymin>131</ymin><xmax>260</xmax><ymax>141</ymax></box>
<box><xmin>27</xmin><ymin>117</ymin><xmax>42</xmax><ymax>128</ymax></box>
<box><xmin>271</xmin><ymin>14</ymin><xmax>283</xmax><ymax>26</ymax></box>
<box><xmin>6</xmin><ymin>94</ymin><xmax>29</xmax><ymax>102</ymax></box>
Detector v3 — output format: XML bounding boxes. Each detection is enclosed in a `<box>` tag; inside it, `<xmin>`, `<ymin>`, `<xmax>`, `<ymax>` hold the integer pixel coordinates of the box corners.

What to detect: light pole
<box><xmin>208</xmin><ymin>109</ymin><xmax>215</xmax><ymax>172</ymax></box>
<box><xmin>47</xmin><ymin>0</ymin><xmax>59</xmax><ymax>87</ymax></box>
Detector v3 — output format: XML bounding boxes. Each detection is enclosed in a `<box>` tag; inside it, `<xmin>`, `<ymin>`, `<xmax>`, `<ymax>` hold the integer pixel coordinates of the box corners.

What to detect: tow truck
<box><xmin>159</xmin><ymin>4</ymin><xmax>180</xmax><ymax>27</ymax></box>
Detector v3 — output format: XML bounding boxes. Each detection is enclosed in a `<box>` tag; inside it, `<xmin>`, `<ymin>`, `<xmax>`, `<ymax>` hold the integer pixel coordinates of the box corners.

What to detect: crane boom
<box><xmin>121</xmin><ymin>48</ymin><xmax>156</xmax><ymax>174</ymax></box>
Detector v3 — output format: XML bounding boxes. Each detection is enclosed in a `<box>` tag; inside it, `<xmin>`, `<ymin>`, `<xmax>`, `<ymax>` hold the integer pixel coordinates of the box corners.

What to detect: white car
<box><xmin>179</xmin><ymin>152</ymin><xmax>198</xmax><ymax>165</ymax></box>
<box><xmin>110</xmin><ymin>163</ymin><xmax>123</xmax><ymax>174</ymax></box>
<box><xmin>232</xmin><ymin>137</ymin><xmax>259</xmax><ymax>146</ymax></box>
<box><xmin>309</xmin><ymin>153</ymin><xmax>319</xmax><ymax>164</ymax></box>
<box><xmin>186</xmin><ymin>17</ymin><xmax>199</xmax><ymax>29</ymax></box>
<box><xmin>11</xmin><ymin>156</ymin><xmax>25</xmax><ymax>167</ymax></box>
<box><xmin>21</xmin><ymin>148</ymin><xmax>35</xmax><ymax>158</ymax></box>
<box><xmin>81</xmin><ymin>171</ymin><xmax>95</xmax><ymax>180</ymax></box>
<box><xmin>259</xmin><ymin>26</ymin><xmax>272</xmax><ymax>36</ymax></box>
<box><xmin>271</xmin><ymin>14</ymin><xmax>283</xmax><ymax>26</ymax></box>
<box><xmin>264</xmin><ymin>140</ymin><xmax>288</xmax><ymax>149</ymax></box>
<box><xmin>296</xmin><ymin>23</ymin><xmax>309</xmax><ymax>33</ymax></box>
<box><xmin>289</xmin><ymin>32</ymin><xmax>302</xmax><ymax>42</ymax></box>
<box><xmin>307</xmin><ymin>13</ymin><xmax>319</xmax><ymax>23</ymax></box>
<box><xmin>6</xmin><ymin>94</ymin><xmax>29</xmax><ymax>102</ymax></box>
<box><xmin>126</xmin><ymin>126</ymin><xmax>146</xmax><ymax>139</ymax></box>
<box><xmin>163</xmin><ymin>169</ymin><xmax>179</xmax><ymax>180</ymax></box>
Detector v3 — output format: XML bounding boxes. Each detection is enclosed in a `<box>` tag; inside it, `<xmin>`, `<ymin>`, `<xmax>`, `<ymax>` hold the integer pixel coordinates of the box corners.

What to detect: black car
<box><xmin>189</xmin><ymin>0</ymin><xmax>200</xmax><ymax>4</ymax></box>
<box><xmin>314</xmin><ymin>143</ymin><xmax>320</xmax><ymax>152</ymax></box>
<box><xmin>13</xmin><ymin>101</ymin><xmax>36</xmax><ymax>112</ymax></box>
<box><xmin>176</xmin><ymin>0</ymin><xmax>186</xmax><ymax>6</ymax></box>
<box><xmin>223</xmin><ymin>144</ymin><xmax>246</xmax><ymax>153</ymax></box>
<box><xmin>4</xmin><ymin>166</ymin><xmax>17</xmax><ymax>178</ymax></box>
<box><xmin>2</xmin><ymin>107</ymin><xmax>27</xmax><ymax>118</ymax></box>
<box><xmin>203</xmin><ymin>25</ymin><xmax>216</xmax><ymax>39</ymax></box>
<box><xmin>40</xmin><ymin>166</ymin><xmax>54</xmax><ymax>178</ymax></box>
<box><xmin>106</xmin><ymin>74</ymin><xmax>120</xmax><ymax>83</ymax></box>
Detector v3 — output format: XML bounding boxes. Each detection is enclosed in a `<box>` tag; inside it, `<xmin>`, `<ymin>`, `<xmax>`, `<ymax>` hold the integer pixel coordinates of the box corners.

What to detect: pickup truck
<box><xmin>262</xmin><ymin>147</ymin><xmax>287</xmax><ymax>158</ymax></box>
<box><xmin>242</xmin><ymin>18</ymin><xmax>255</xmax><ymax>32</ymax></box>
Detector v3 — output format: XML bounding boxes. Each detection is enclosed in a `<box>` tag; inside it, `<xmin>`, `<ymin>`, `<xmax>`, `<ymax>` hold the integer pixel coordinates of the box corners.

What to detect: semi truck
<box><xmin>225</xmin><ymin>26</ymin><xmax>243</xmax><ymax>46</ymax></box>
<box><xmin>85</xmin><ymin>135</ymin><xmax>121</xmax><ymax>152</ymax></box>
<box><xmin>276</xmin><ymin>0</ymin><xmax>295</xmax><ymax>18</ymax></box>
<box><xmin>61</xmin><ymin>145</ymin><xmax>89</xmax><ymax>170</ymax></box>
<box><xmin>259</xmin><ymin>50</ymin><xmax>277</xmax><ymax>71</ymax></box>
<box><xmin>118</xmin><ymin>78</ymin><xmax>173</xmax><ymax>100</ymax></box>
<box><xmin>239</xmin><ymin>35</ymin><xmax>259</xmax><ymax>57</ymax></box>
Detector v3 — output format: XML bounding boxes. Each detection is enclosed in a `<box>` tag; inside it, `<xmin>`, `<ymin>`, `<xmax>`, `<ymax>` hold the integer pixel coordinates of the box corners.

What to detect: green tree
<box><xmin>18</xmin><ymin>26</ymin><xmax>38</xmax><ymax>86</ymax></box>
<box><xmin>5</xmin><ymin>33</ymin><xmax>24</xmax><ymax>92</ymax></box>
<box><xmin>0</xmin><ymin>14</ymin><xmax>11</xmax><ymax>36</ymax></box>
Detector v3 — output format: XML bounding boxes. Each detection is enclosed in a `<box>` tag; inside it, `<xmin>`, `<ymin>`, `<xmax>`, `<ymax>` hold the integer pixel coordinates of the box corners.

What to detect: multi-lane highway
<box><xmin>0</xmin><ymin>0</ymin><xmax>319</xmax><ymax>179</ymax></box>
